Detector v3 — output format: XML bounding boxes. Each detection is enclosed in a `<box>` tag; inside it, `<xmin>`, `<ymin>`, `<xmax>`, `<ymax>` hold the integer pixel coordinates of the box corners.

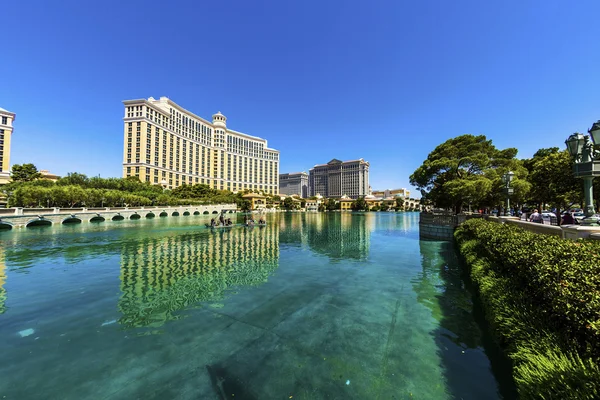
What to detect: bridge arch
<box><xmin>26</xmin><ymin>218</ymin><xmax>52</xmax><ymax>228</ymax></box>
<box><xmin>212</xmin><ymin>210</ymin><xmax>219</xmax><ymax>214</ymax></box>
<box><xmin>0</xmin><ymin>221</ymin><xmax>13</xmax><ymax>230</ymax></box>
<box><xmin>130</xmin><ymin>213</ymin><xmax>141</xmax><ymax>220</ymax></box>
<box><xmin>172</xmin><ymin>211</ymin><xmax>180</xmax><ymax>216</ymax></box>
<box><xmin>62</xmin><ymin>216</ymin><xmax>82</xmax><ymax>224</ymax></box>
<box><xmin>112</xmin><ymin>215</ymin><xmax>125</xmax><ymax>221</ymax></box>
<box><xmin>146</xmin><ymin>212</ymin><xmax>155</xmax><ymax>218</ymax></box>
<box><xmin>193</xmin><ymin>211</ymin><xmax>200</xmax><ymax>216</ymax></box>
<box><xmin>159</xmin><ymin>211</ymin><xmax>168</xmax><ymax>217</ymax></box>
<box><xmin>90</xmin><ymin>215</ymin><xmax>105</xmax><ymax>223</ymax></box>
<box><xmin>203</xmin><ymin>211</ymin><xmax>209</xmax><ymax>215</ymax></box>
<box><xmin>183</xmin><ymin>211</ymin><xmax>190</xmax><ymax>216</ymax></box>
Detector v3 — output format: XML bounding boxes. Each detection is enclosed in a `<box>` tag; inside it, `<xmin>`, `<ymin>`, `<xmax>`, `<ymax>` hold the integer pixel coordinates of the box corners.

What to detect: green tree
<box><xmin>395</xmin><ymin>197</ymin><xmax>405</xmax><ymax>211</ymax></box>
<box><xmin>525</xmin><ymin>148</ymin><xmax>581</xmax><ymax>222</ymax></box>
<box><xmin>351</xmin><ymin>197</ymin><xmax>369</xmax><ymax>211</ymax></box>
<box><xmin>57</xmin><ymin>172</ymin><xmax>89</xmax><ymax>187</ymax></box>
<box><xmin>11</xmin><ymin>164</ymin><xmax>42</xmax><ymax>182</ymax></box>
<box><xmin>237</xmin><ymin>199</ymin><xmax>251</xmax><ymax>212</ymax></box>
<box><xmin>282</xmin><ymin>197</ymin><xmax>296</xmax><ymax>210</ymax></box>
<box><xmin>410</xmin><ymin>134</ymin><xmax>519</xmax><ymax>214</ymax></box>
<box><xmin>325</xmin><ymin>198</ymin><xmax>338</xmax><ymax>211</ymax></box>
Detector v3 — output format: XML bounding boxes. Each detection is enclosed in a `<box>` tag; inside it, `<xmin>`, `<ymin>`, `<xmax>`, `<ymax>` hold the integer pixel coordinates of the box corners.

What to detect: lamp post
<box><xmin>502</xmin><ymin>171</ymin><xmax>514</xmax><ymax>216</ymax></box>
<box><xmin>565</xmin><ymin>122</ymin><xmax>600</xmax><ymax>224</ymax></box>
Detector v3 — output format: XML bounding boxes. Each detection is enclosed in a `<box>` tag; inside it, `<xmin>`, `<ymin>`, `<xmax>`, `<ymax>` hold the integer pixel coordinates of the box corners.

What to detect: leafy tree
<box><xmin>237</xmin><ymin>199</ymin><xmax>251</xmax><ymax>212</ymax></box>
<box><xmin>11</xmin><ymin>164</ymin><xmax>42</xmax><ymax>182</ymax></box>
<box><xmin>282</xmin><ymin>197</ymin><xmax>296</xmax><ymax>210</ymax></box>
<box><xmin>410</xmin><ymin>134</ymin><xmax>520</xmax><ymax>214</ymax></box>
<box><xmin>318</xmin><ymin>204</ymin><xmax>325</xmax><ymax>212</ymax></box>
<box><xmin>57</xmin><ymin>172</ymin><xmax>89</xmax><ymax>187</ymax></box>
<box><xmin>351</xmin><ymin>197</ymin><xmax>369</xmax><ymax>211</ymax></box>
<box><xmin>395</xmin><ymin>197</ymin><xmax>405</xmax><ymax>211</ymax></box>
<box><xmin>325</xmin><ymin>198</ymin><xmax>338</xmax><ymax>211</ymax></box>
<box><xmin>525</xmin><ymin>148</ymin><xmax>581</xmax><ymax>222</ymax></box>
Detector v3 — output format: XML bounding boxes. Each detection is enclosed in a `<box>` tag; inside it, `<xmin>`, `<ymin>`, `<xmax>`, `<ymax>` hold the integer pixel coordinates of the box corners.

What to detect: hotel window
<box><xmin>1</xmin><ymin>117</ymin><xmax>6</xmax><ymax>125</ymax></box>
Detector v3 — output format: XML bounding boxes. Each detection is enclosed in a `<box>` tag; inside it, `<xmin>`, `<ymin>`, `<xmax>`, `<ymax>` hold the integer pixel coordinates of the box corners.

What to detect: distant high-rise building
<box><xmin>279</xmin><ymin>172</ymin><xmax>309</xmax><ymax>198</ymax></box>
<box><xmin>0</xmin><ymin>107</ymin><xmax>16</xmax><ymax>185</ymax></box>
<box><xmin>308</xmin><ymin>158</ymin><xmax>369</xmax><ymax>199</ymax></box>
<box><xmin>122</xmin><ymin>97</ymin><xmax>280</xmax><ymax>193</ymax></box>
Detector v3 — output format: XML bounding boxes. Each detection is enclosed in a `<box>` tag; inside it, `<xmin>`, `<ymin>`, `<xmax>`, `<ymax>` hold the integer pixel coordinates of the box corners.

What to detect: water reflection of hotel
<box><xmin>279</xmin><ymin>213</ymin><xmax>371</xmax><ymax>261</ymax></box>
<box><xmin>118</xmin><ymin>225</ymin><xmax>279</xmax><ymax>328</ymax></box>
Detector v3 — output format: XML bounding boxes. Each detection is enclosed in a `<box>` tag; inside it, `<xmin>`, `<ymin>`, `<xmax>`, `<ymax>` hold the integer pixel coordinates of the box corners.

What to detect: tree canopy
<box><xmin>524</xmin><ymin>148</ymin><xmax>581</xmax><ymax>217</ymax></box>
<box><xmin>11</xmin><ymin>164</ymin><xmax>42</xmax><ymax>182</ymax></box>
<box><xmin>410</xmin><ymin>134</ymin><xmax>526</xmax><ymax>213</ymax></box>
<box><xmin>351</xmin><ymin>197</ymin><xmax>369</xmax><ymax>211</ymax></box>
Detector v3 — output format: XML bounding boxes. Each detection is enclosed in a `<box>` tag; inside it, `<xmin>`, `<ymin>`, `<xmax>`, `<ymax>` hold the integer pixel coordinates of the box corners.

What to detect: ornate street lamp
<box><xmin>501</xmin><ymin>171</ymin><xmax>514</xmax><ymax>216</ymax></box>
<box><xmin>565</xmin><ymin>125</ymin><xmax>600</xmax><ymax>223</ymax></box>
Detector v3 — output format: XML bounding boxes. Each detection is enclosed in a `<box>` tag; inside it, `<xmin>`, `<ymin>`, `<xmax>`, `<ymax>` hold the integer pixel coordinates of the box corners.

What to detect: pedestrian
<box><xmin>529</xmin><ymin>209</ymin><xmax>542</xmax><ymax>223</ymax></box>
<box><xmin>561</xmin><ymin>212</ymin><xmax>575</xmax><ymax>225</ymax></box>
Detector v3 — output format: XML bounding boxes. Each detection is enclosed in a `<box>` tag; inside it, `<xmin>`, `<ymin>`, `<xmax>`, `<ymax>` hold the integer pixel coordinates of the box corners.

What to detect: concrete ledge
<box><xmin>502</xmin><ymin>218</ymin><xmax>563</xmax><ymax>236</ymax></box>
<box><xmin>562</xmin><ymin>226</ymin><xmax>600</xmax><ymax>240</ymax></box>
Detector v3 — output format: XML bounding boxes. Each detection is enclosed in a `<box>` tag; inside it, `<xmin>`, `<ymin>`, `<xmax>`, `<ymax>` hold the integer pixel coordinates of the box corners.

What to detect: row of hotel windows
<box><xmin>0</xmin><ymin>129</ymin><xmax>4</xmax><ymax>169</ymax></box>
<box><xmin>126</xmin><ymin>109</ymin><xmax>279</xmax><ymax>161</ymax></box>
<box><xmin>124</xmin><ymin>166</ymin><xmax>277</xmax><ymax>193</ymax></box>
<box><xmin>126</xmin><ymin>136</ymin><xmax>277</xmax><ymax>184</ymax></box>
<box><xmin>126</xmin><ymin>121</ymin><xmax>278</xmax><ymax>161</ymax></box>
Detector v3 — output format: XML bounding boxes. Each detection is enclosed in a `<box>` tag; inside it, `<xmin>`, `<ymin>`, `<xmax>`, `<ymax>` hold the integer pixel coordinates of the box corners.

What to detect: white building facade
<box><xmin>309</xmin><ymin>158</ymin><xmax>369</xmax><ymax>199</ymax></box>
<box><xmin>122</xmin><ymin>97</ymin><xmax>279</xmax><ymax>193</ymax></box>
<box><xmin>279</xmin><ymin>172</ymin><xmax>309</xmax><ymax>198</ymax></box>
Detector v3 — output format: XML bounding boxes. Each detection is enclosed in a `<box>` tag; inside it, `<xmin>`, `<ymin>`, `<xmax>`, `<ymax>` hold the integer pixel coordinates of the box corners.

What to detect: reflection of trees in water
<box><xmin>416</xmin><ymin>240</ymin><xmax>481</xmax><ymax>348</ymax></box>
<box><xmin>307</xmin><ymin>213</ymin><xmax>370</xmax><ymax>261</ymax></box>
<box><xmin>118</xmin><ymin>225</ymin><xmax>279</xmax><ymax>329</ymax></box>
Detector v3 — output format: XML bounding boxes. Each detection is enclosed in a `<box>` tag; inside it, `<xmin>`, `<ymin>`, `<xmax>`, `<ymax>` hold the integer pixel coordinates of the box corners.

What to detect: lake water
<box><xmin>0</xmin><ymin>212</ymin><xmax>513</xmax><ymax>399</ymax></box>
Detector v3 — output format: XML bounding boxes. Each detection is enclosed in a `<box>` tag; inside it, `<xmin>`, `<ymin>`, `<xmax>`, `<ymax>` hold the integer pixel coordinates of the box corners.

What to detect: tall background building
<box><xmin>122</xmin><ymin>97</ymin><xmax>279</xmax><ymax>193</ymax></box>
<box><xmin>0</xmin><ymin>108</ymin><xmax>15</xmax><ymax>185</ymax></box>
<box><xmin>279</xmin><ymin>172</ymin><xmax>308</xmax><ymax>198</ymax></box>
<box><xmin>309</xmin><ymin>158</ymin><xmax>369</xmax><ymax>199</ymax></box>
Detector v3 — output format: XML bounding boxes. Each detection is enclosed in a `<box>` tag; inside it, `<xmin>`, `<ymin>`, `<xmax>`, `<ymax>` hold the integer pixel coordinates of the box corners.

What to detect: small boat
<box><xmin>205</xmin><ymin>223</ymin><xmax>237</xmax><ymax>229</ymax></box>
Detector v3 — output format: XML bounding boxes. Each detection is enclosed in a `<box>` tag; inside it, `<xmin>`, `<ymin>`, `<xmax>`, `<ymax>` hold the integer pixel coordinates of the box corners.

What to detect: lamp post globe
<box><xmin>565</xmin><ymin>132</ymin><xmax>586</xmax><ymax>159</ymax></box>
<box><xmin>589</xmin><ymin>120</ymin><xmax>600</xmax><ymax>145</ymax></box>
<box><xmin>502</xmin><ymin>171</ymin><xmax>514</xmax><ymax>216</ymax></box>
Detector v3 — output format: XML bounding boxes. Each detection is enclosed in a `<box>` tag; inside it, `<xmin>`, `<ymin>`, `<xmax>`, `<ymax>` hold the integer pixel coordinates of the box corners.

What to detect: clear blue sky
<box><xmin>2</xmin><ymin>0</ymin><xmax>600</xmax><ymax>196</ymax></box>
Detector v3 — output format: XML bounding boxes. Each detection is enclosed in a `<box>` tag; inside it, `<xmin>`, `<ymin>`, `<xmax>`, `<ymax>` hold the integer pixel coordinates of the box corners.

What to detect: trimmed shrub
<box><xmin>455</xmin><ymin>219</ymin><xmax>600</xmax><ymax>399</ymax></box>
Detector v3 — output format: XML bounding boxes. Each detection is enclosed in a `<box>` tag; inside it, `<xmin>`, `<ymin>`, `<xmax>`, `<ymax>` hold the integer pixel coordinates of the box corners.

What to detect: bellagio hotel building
<box><xmin>122</xmin><ymin>97</ymin><xmax>279</xmax><ymax>194</ymax></box>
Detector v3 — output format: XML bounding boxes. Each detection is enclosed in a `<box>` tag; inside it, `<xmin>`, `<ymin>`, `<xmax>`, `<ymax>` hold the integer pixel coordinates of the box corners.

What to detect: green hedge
<box><xmin>455</xmin><ymin>219</ymin><xmax>600</xmax><ymax>399</ymax></box>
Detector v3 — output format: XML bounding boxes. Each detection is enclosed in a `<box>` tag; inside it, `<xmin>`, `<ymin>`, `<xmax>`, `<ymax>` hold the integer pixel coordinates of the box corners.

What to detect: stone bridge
<box><xmin>0</xmin><ymin>204</ymin><xmax>238</xmax><ymax>230</ymax></box>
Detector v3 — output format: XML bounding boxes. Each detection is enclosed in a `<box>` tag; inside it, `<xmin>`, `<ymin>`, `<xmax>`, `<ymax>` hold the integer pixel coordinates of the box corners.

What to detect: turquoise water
<box><xmin>0</xmin><ymin>212</ymin><xmax>513</xmax><ymax>399</ymax></box>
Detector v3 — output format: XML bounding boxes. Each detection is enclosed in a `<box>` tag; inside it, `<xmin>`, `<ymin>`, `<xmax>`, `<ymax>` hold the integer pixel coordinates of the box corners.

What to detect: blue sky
<box><xmin>2</xmin><ymin>0</ymin><xmax>600</xmax><ymax>195</ymax></box>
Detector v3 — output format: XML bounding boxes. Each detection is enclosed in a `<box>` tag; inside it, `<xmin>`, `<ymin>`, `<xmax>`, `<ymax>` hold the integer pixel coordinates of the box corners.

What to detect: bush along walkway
<box><xmin>454</xmin><ymin>219</ymin><xmax>600</xmax><ymax>399</ymax></box>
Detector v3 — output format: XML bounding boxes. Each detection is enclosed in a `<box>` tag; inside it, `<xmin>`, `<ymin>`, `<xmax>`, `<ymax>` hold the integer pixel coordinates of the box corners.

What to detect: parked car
<box><xmin>575</xmin><ymin>214</ymin><xmax>600</xmax><ymax>225</ymax></box>
<box><xmin>573</xmin><ymin>212</ymin><xmax>586</xmax><ymax>222</ymax></box>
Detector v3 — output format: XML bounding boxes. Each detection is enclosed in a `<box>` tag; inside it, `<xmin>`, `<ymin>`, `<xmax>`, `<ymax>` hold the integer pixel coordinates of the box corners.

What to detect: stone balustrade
<box><xmin>0</xmin><ymin>204</ymin><xmax>237</xmax><ymax>230</ymax></box>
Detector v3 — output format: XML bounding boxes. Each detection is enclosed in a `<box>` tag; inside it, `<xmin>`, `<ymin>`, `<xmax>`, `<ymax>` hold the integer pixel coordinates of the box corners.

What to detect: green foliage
<box><xmin>410</xmin><ymin>134</ymin><xmax>526</xmax><ymax>213</ymax></box>
<box><xmin>524</xmin><ymin>148</ymin><xmax>581</xmax><ymax>215</ymax></box>
<box><xmin>11</xmin><ymin>163</ymin><xmax>42</xmax><ymax>182</ymax></box>
<box><xmin>325</xmin><ymin>198</ymin><xmax>339</xmax><ymax>211</ymax></box>
<box><xmin>282</xmin><ymin>197</ymin><xmax>296</xmax><ymax>210</ymax></box>
<box><xmin>455</xmin><ymin>219</ymin><xmax>600</xmax><ymax>398</ymax></box>
<box><xmin>5</xmin><ymin>175</ymin><xmax>241</xmax><ymax>208</ymax></box>
<box><xmin>351</xmin><ymin>197</ymin><xmax>369</xmax><ymax>211</ymax></box>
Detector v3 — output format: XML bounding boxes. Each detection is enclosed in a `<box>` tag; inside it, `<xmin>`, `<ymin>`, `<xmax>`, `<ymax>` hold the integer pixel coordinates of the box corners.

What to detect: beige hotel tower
<box><xmin>122</xmin><ymin>97</ymin><xmax>279</xmax><ymax>193</ymax></box>
<box><xmin>0</xmin><ymin>108</ymin><xmax>15</xmax><ymax>185</ymax></box>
